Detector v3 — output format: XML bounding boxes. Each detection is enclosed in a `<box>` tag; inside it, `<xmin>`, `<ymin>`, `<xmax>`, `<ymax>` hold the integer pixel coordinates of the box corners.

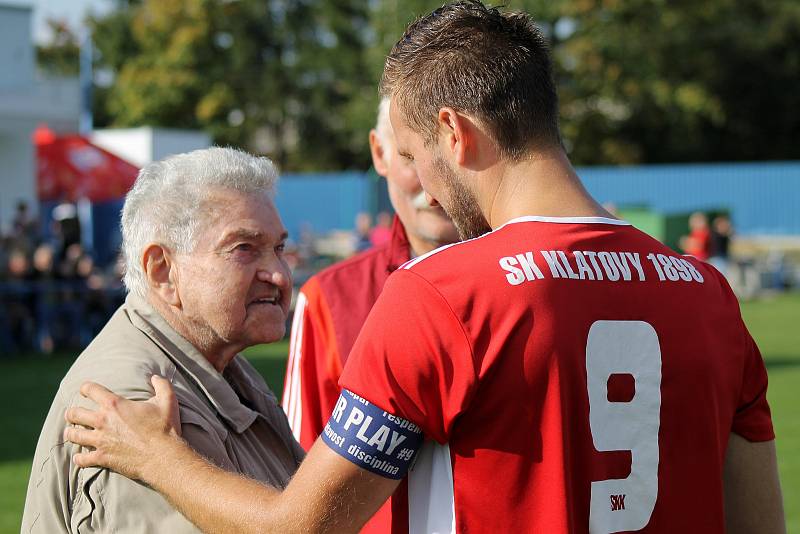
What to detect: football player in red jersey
<box><xmin>64</xmin><ymin>1</ymin><xmax>785</xmax><ymax>533</ymax></box>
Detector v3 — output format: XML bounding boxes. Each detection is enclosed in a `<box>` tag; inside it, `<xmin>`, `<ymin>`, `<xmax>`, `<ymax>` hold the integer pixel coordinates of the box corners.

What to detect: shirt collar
<box><xmin>386</xmin><ymin>214</ymin><xmax>412</xmax><ymax>273</ymax></box>
<box><xmin>124</xmin><ymin>293</ymin><xmax>258</xmax><ymax>434</ymax></box>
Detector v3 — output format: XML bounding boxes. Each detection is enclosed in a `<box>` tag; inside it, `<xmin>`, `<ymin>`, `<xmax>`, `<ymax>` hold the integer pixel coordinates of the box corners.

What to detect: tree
<box><xmin>85</xmin><ymin>0</ymin><xmax>800</xmax><ymax>169</ymax></box>
<box><xmin>36</xmin><ymin>19</ymin><xmax>80</xmax><ymax>76</ymax></box>
<box><xmin>90</xmin><ymin>0</ymin><xmax>380</xmax><ymax>171</ymax></box>
<box><xmin>545</xmin><ymin>0</ymin><xmax>800</xmax><ymax>164</ymax></box>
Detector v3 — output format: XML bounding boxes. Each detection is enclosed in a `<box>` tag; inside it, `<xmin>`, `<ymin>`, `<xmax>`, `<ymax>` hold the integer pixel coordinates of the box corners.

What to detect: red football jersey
<box><xmin>283</xmin><ymin>216</ymin><xmax>412</xmax><ymax>534</ymax></box>
<box><xmin>339</xmin><ymin>216</ymin><xmax>773</xmax><ymax>534</ymax></box>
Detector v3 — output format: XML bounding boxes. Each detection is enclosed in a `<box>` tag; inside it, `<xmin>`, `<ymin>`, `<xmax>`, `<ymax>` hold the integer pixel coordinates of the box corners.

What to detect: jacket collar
<box><xmin>124</xmin><ymin>293</ymin><xmax>258</xmax><ymax>434</ymax></box>
<box><xmin>386</xmin><ymin>215</ymin><xmax>412</xmax><ymax>273</ymax></box>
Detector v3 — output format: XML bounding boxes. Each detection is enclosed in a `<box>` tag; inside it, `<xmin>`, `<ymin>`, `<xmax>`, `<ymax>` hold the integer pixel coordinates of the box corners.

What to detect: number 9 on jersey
<box><xmin>587</xmin><ymin>320</ymin><xmax>662</xmax><ymax>533</ymax></box>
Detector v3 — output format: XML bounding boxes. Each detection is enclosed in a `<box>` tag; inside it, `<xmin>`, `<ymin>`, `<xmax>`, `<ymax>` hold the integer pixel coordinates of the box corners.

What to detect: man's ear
<box><xmin>369</xmin><ymin>129</ymin><xmax>391</xmax><ymax>177</ymax></box>
<box><xmin>437</xmin><ymin>107</ymin><xmax>472</xmax><ymax>166</ymax></box>
<box><xmin>142</xmin><ymin>244</ymin><xmax>181</xmax><ymax>307</ymax></box>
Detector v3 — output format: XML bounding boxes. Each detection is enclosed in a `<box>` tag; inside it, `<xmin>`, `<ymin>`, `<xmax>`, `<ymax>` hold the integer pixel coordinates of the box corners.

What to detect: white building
<box><xmin>91</xmin><ymin>127</ymin><xmax>211</xmax><ymax>168</ymax></box>
<box><xmin>0</xmin><ymin>2</ymin><xmax>79</xmax><ymax>231</ymax></box>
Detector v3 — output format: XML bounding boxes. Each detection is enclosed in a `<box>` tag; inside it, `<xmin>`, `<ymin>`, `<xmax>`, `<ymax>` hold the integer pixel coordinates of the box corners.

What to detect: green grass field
<box><xmin>1</xmin><ymin>293</ymin><xmax>798</xmax><ymax>533</ymax></box>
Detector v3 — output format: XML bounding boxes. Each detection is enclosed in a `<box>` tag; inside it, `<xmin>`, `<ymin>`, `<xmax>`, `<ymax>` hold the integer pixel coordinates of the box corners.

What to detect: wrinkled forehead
<box><xmin>198</xmin><ymin>187</ymin><xmax>286</xmax><ymax>241</ymax></box>
<box><xmin>202</xmin><ymin>186</ymin><xmax>272</xmax><ymax>211</ymax></box>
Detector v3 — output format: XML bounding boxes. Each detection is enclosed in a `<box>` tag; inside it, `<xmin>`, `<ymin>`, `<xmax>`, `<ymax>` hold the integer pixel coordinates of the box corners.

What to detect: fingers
<box><xmin>150</xmin><ymin>375</ymin><xmax>175</xmax><ymax>403</ymax></box>
<box><xmin>72</xmin><ymin>449</ymin><xmax>106</xmax><ymax>469</ymax></box>
<box><xmin>63</xmin><ymin>425</ymin><xmax>101</xmax><ymax>450</ymax></box>
<box><xmin>80</xmin><ymin>381</ymin><xmax>122</xmax><ymax>409</ymax></box>
<box><xmin>150</xmin><ymin>375</ymin><xmax>182</xmax><ymax>437</ymax></box>
<box><xmin>64</xmin><ymin>406</ymin><xmax>104</xmax><ymax>429</ymax></box>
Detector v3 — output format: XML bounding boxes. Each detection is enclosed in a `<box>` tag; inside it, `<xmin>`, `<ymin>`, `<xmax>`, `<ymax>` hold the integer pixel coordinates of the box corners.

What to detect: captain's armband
<box><xmin>320</xmin><ymin>389</ymin><xmax>424</xmax><ymax>479</ymax></box>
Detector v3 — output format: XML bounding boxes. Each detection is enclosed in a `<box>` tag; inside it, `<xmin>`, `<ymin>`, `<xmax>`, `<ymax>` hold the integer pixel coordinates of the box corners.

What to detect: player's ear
<box><xmin>438</xmin><ymin>107</ymin><xmax>471</xmax><ymax>166</ymax></box>
<box><xmin>369</xmin><ymin>130</ymin><xmax>390</xmax><ymax>177</ymax></box>
<box><xmin>143</xmin><ymin>243</ymin><xmax>181</xmax><ymax>307</ymax></box>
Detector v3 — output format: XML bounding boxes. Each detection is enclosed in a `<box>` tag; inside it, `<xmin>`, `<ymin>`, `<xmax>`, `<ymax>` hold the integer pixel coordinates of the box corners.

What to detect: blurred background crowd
<box><xmin>0</xmin><ymin>200</ymin><xmax>125</xmax><ymax>354</ymax></box>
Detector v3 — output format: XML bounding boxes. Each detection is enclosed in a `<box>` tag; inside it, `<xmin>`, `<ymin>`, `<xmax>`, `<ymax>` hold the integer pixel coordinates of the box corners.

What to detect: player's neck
<box><xmin>406</xmin><ymin>232</ymin><xmax>450</xmax><ymax>258</ymax></box>
<box><xmin>485</xmin><ymin>147</ymin><xmax>615</xmax><ymax>228</ymax></box>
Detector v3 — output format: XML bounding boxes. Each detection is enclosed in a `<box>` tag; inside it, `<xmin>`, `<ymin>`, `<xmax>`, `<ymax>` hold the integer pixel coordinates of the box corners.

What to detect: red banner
<box><xmin>34</xmin><ymin>125</ymin><xmax>139</xmax><ymax>203</ymax></box>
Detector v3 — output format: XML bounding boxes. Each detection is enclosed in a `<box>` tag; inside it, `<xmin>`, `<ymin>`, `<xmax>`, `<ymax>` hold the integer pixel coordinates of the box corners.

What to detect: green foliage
<box><xmin>89</xmin><ymin>0</ymin><xmax>383</xmax><ymax>171</ymax></box>
<box><xmin>35</xmin><ymin>19</ymin><xmax>80</xmax><ymax>76</ymax></box>
<box><xmin>551</xmin><ymin>0</ymin><xmax>800</xmax><ymax>164</ymax></box>
<box><xmin>34</xmin><ymin>0</ymin><xmax>800</xmax><ymax>169</ymax></box>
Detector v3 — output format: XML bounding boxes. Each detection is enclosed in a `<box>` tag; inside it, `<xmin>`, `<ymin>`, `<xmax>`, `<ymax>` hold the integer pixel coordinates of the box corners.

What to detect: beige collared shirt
<box><xmin>22</xmin><ymin>294</ymin><xmax>305</xmax><ymax>533</ymax></box>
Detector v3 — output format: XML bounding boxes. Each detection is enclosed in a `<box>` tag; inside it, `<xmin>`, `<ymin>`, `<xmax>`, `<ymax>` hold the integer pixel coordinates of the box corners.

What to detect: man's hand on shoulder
<box><xmin>64</xmin><ymin>375</ymin><xmax>184</xmax><ymax>483</ymax></box>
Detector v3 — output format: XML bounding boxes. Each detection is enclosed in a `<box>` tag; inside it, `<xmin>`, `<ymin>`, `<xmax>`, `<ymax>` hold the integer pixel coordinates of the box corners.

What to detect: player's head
<box><xmin>369</xmin><ymin>97</ymin><xmax>459</xmax><ymax>252</ymax></box>
<box><xmin>380</xmin><ymin>0</ymin><xmax>561</xmax><ymax>239</ymax></box>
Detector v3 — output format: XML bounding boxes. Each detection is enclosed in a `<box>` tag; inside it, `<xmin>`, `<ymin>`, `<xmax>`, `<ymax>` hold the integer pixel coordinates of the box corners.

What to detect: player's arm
<box><xmin>64</xmin><ymin>377</ymin><xmax>407</xmax><ymax>534</ymax></box>
<box><xmin>723</xmin><ymin>433</ymin><xmax>785</xmax><ymax>534</ymax></box>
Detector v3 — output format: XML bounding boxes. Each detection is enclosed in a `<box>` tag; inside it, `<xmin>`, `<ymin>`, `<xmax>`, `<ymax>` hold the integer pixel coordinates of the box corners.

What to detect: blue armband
<box><xmin>320</xmin><ymin>389</ymin><xmax>424</xmax><ymax>479</ymax></box>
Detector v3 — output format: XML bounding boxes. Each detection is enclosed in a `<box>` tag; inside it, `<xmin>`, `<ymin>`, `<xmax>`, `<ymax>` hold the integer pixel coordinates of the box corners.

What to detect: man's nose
<box><xmin>256</xmin><ymin>256</ymin><xmax>291</xmax><ymax>288</ymax></box>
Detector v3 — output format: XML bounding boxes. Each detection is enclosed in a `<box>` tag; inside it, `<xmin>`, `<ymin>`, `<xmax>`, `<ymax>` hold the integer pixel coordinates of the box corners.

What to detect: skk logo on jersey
<box><xmin>321</xmin><ymin>389</ymin><xmax>424</xmax><ymax>479</ymax></box>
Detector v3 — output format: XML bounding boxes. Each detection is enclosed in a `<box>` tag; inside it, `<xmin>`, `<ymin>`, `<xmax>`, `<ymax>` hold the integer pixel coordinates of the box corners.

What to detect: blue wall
<box><xmin>56</xmin><ymin>162</ymin><xmax>800</xmax><ymax>266</ymax></box>
<box><xmin>275</xmin><ymin>171</ymin><xmax>376</xmax><ymax>241</ymax></box>
<box><xmin>275</xmin><ymin>162</ymin><xmax>800</xmax><ymax>239</ymax></box>
<box><xmin>579</xmin><ymin>162</ymin><xmax>800</xmax><ymax>236</ymax></box>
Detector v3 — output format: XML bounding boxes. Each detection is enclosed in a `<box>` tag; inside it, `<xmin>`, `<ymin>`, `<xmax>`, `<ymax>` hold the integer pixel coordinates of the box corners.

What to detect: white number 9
<box><xmin>587</xmin><ymin>321</ymin><xmax>662</xmax><ymax>533</ymax></box>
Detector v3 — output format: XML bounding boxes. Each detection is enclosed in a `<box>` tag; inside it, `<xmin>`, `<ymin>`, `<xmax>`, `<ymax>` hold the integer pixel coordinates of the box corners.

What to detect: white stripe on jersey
<box><xmin>402</xmin><ymin>215</ymin><xmax>630</xmax><ymax>271</ymax></box>
<box><xmin>501</xmin><ymin>215</ymin><xmax>630</xmax><ymax>226</ymax></box>
<box><xmin>281</xmin><ymin>304</ymin><xmax>298</xmax><ymax>411</ymax></box>
<box><xmin>408</xmin><ymin>442</ymin><xmax>456</xmax><ymax>534</ymax></box>
<box><xmin>283</xmin><ymin>291</ymin><xmax>307</xmax><ymax>442</ymax></box>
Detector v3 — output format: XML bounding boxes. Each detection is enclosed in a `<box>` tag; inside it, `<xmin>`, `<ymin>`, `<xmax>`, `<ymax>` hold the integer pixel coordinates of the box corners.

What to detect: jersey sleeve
<box><xmin>704</xmin><ymin>265</ymin><xmax>775</xmax><ymax>443</ymax></box>
<box><xmin>339</xmin><ymin>269</ymin><xmax>476</xmax><ymax>444</ymax></box>
<box><xmin>731</xmin><ymin>322</ymin><xmax>775</xmax><ymax>442</ymax></box>
<box><xmin>282</xmin><ymin>281</ymin><xmax>344</xmax><ymax>451</ymax></box>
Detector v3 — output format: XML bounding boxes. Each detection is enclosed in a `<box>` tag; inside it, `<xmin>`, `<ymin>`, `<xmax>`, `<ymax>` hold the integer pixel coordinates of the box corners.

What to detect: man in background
<box><xmin>282</xmin><ymin>96</ymin><xmax>458</xmax><ymax>532</ymax></box>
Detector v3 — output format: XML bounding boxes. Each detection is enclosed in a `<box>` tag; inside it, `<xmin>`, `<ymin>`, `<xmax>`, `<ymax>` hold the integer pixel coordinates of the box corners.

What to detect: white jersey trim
<box><xmin>401</xmin><ymin>242</ymin><xmax>463</xmax><ymax>270</ymax></box>
<box><xmin>408</xmin><ymin>442</ymin><xmax>456</xmax><ymax>534</ymax></box>
<box><xmin>501</xmin><ymin>215</ymin><xmax>630</xmax><ymax>227</ymax></box>
<box><xmin>282</xmin><ymin>291</ymin><xmax>307</xmax><ymax>442</ymax></box>
<box><xmin>402</xmin><ymin>215</ymin><xmax>630</xmax><ymax>270</ymax></box>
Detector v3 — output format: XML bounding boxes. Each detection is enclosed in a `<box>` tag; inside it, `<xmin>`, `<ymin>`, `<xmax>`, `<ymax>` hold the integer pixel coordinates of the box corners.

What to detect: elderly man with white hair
<box><xmin>22</xmin><ymin>147</ymin><xmax>304</xmax><ymax>533</ymax></box>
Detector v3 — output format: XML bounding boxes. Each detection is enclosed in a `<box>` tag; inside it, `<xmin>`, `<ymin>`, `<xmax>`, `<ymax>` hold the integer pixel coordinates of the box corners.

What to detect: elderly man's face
<box><xmin>175</xmin><ymin>189</ymin><xmax>291</xmax><ymax>350</ymax></box>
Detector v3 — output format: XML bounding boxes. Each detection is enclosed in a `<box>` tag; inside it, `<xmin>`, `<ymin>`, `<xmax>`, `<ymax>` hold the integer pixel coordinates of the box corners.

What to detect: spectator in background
<box><xmin>353</xmin><ymin>211</ymin><xmax>373</xmax><ymax>252</ymax></box>
<box><xmin>9</xmin><ymin>201</ymin><xmax>39</xmax><ymax>254</ymax></box>
<box><xmin>681</xmin><ymin>211</ymin><xmax>712</xmax><ymax>261</ymax></box>
<box><xmin>369</xmin><ymin>211</ymin><xmax>393</xmax><ymax>247</ymax></box>
<box><xmin>2</xmin><ymin>248</ymin><xmax>35</xmax><ymax>354</ymax></box>
<box><xmin>58</xmin><ymin>243</ymin><xmax>89</xmax><ymax>349</ymax></box>
<box><xmin>282</xmin><ymin>96</ymin><xmax>459</xmax><ymax>534</ymax></box>
<box><xmin>31</xmin><ymin>243</ymin><xmax>57</xmax><ymax>354</ymax></box>
<box><xmin>710</xmin><ymin>214</ymin><xmax>733</xmax><ymax>275</ymax></box>
<box><xmin>12</xmin><ymin>201</ymin><xmax>33</xmax><ymax>234</ymax></box>
<box><xmin>50</xmin><ymin>202</ymin><xmax>81</xmax><ymax>259</ymax></box>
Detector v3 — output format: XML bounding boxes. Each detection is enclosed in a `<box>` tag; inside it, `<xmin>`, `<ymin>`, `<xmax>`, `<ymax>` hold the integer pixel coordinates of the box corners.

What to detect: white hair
<box><xmin>374</xmin><ymin>97</ymin><xmax>394</xmax><ymax>158</ymax></box>
<box><xmin>121</xmin><ymin>147</ymin><xmax>278</xmax><ymax>298</ymax></box>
